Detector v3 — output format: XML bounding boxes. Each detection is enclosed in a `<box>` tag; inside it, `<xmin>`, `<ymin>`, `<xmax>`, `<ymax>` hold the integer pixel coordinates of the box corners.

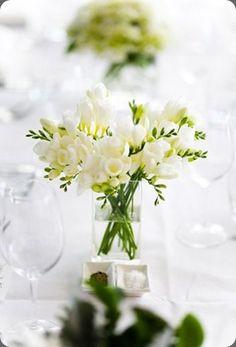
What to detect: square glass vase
<box><xmin>92</xmin><ymin>181</ymin><xmax>142</xmax><ymax>261</ymax></box>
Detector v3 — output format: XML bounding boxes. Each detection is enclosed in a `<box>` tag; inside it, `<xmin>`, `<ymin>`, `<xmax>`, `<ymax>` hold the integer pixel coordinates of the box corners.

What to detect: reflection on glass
<box><xmin>178</xmin><ymin>110</ymin><xmax>233</xmax><ymax>248</ymax></box>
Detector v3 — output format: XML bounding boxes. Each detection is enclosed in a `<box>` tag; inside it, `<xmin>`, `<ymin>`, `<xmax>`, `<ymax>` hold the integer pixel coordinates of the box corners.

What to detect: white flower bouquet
<box><xmin>27</xmin><ymin>84</ymin><xmax>207</xmax><ymax>260</ymax></box>
<box><xmin>66</xmin><ymin>0</ymin><xmax>167</xmax><ymax>79</ymax></box>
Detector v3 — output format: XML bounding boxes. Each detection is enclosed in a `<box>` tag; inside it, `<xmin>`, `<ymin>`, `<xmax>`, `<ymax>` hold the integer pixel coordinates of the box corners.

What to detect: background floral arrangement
<box><xmin>16</xmin><ymin>281</ymin><xmax>204</xmax><ymax>347</ymax></box>
<box><xmin>66</xmin><ymin>0</ymin><xmax>167</xmax><ymax>78</ymax></box>
<box><xmin>27</xmin><ymin>83</ymin><xmax>207</xmax><ymax>259</ymax></box>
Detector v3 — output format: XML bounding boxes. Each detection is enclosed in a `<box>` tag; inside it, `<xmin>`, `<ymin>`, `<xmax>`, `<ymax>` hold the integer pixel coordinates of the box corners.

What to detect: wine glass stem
<box><xmin>29</xmin><ymin>278</ymin><xmax>38</xmax><ymax>320</ymax></box>
<box><xmin>202</xmin><ymin>184</ymin><xmax>210</xmax><ymax>226</ymax></box>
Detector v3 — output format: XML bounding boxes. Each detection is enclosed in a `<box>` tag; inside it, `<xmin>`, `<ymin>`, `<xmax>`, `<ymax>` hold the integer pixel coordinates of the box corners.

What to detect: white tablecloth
<box><xmin>1</xmin><ymin>0</ymin><xmax>236</xmax><ymax>346</ymax></box>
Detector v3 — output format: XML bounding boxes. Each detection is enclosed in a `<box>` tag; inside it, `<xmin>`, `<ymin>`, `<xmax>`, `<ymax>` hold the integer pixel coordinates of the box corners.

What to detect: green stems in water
<box><xmin>98</xmin><ymin>179</ymin><xmax>141</xmax><ymax>260</ymax></box>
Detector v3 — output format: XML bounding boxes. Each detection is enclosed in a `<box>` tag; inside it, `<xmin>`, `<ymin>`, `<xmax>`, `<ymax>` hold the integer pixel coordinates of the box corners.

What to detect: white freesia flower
<box><xmin>142</xmin><ymin>140</ymin><xmax>170</xmax><ymax>176</ymax></box>
<box><xmin>138</xmin><ymin>108</ymin><xmax>151</xmax><ymax>131</ymax></box>
<box><xmin>34</xmin><ymin>130</ymin><xmax>94</xmax><ymax>179</ymax></box>
<box><xmin>114</xmin><ymin>118</ymin><xmax>146</xmax><ymax>148</ymax></box>
<box><xmin>130</xmin><ymin>152</ymin><xmax>142</xmax><ymax>175</ymax></box>
<box><xmin>157</xmin><ymin>155</ymin><xmax>182</xmax><ymax>179</ymax></box>
<box><xmin>143</xmin><ymin>103</ymin><xmax>162</xmax><ymax>131</ymax></box>
<box><xmin>87</xmin><ymin>82</ymin><xmax>108</xmax><ymax>99</ymax></box>
<box><xmin>113</xmin><ymin>118</ymin><xmax>133</xmax><ymax>142</ymax></box>
<box><xmin>40</xmin><ymin>118</ymin><xmax>58</xmax><ymax>134</ymax></box>
<box><xmin>76</xmin><ymin>131</ymin><xmax>94</xmax><ymax>161</ymax></box>
<box><xmin>143</xmin><ymin>139</ymin><xmax>169</xmax><ymax>163</ymax></box>
<box><xmin>33</xmin><ymin>141</ymin><xmax>50</xmax><ymax>161</ymax></box>
<box><xmin>158</xmin><ymin>100</ymin><xmax>188</xmax><ymax>124</ymax></box>
<box><xmin>79</xmin><ymin>98</ymin><xmax>95</xmax><ymax>133</ymax></box>
<box><xmin>173</xmin><ymin>124</ymin><xmax>195</xmax><ymax>150</ymax></box>
<box><xmin>62</xmin><ymin>110</ymin><xmax>79</xmax><ymax>136</ymax></box>
<box><xmin>97</xmin><ymin>136</ymin><xmax>127</xmax><ymax>158</ymax></box>
<box><xmin>96</xmin><ymin>101</ymin><xmax>114</xmax><ymax>132</ymax></box>
<box><xmin>150</xmin><ymin>101</ymin><xmax>195</xmax><ymax>134</ymax></box>
<box><xmin>105</xmin><ymin>156</ymin><xmax>131</xmax><ymax>177</ymax></box>
<box><xmin>77</xmin><ymin>133</ymin><xmax>132</xmax><ymax>193</ymax></box>
<box><xmin>132</xmin><ymin>124</ymin><xmax>147</xmax><ymax>146</ymax></box>
<box><xmin>79</xmin><ymin>83</ymin><xmax>115</xmax><ymax>137</ymax></box>
<box><xmin>78</xmin><ymin>154</ymin><xmax>106</xmax><ymax>193</ymax></box>
<box><xmin>104</xmin><ymin>158</ymin><xmax>124</xmax><ymax>177</ymax></box>
<box><xmin>98</xmin><ymin>136</ymin><xmax>131</xmax><ymax>186</ymax></box>
<box><xmin>29</xmin><ymin>84</ymin><xmax>206</xmax><ymax>204</ymax></box>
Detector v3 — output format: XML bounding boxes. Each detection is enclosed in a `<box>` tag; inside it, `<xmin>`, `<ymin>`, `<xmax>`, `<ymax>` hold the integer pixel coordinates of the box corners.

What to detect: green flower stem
<box><xmin>97</xmin><ymin>180</ymin><xmax>141</xmax><ymax>260</ymax></box>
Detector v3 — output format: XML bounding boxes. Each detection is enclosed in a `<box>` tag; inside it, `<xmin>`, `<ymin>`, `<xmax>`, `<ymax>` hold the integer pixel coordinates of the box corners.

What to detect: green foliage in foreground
<box><xmin>60</xmin><ymin>281</ymin><xmax>204</xmax><ymax>347</ymax></box>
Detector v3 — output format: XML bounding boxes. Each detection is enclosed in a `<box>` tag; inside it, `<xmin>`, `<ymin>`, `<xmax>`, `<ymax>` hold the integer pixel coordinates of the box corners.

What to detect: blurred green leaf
<box><xmin>57</xmin><ymin>283</ymin><xmax>204</xmax><ymax>347</ymax></box>
<box><xmin>66</xmin><ymin>40</ymin><xmax>78</xmax><ymax>53</ymax></box>
<box><xmin>60</xmin><ymin>301</ymin><xmax>99</xmax><ymax>347</ymax></box>
<box><xmin>175</xmin><ymin>314</ymin><xmax>204</xmax><ymax>347</ymax></box>
<box><xmin>89</xmin><ymin>280</ymin><xmax>124</xmax><ymax>333</ymax></box>
<box><xmin>110</xmin><ymin>307</ymin><xmax>167</xmax><ymax>347</ymax></box>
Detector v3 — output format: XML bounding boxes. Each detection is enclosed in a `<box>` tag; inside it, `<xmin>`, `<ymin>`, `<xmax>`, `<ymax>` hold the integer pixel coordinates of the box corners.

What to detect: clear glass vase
<box><xmin>92</xmin><ymin>181</ymin><xmax>142</xmax><ymax>261</ymax></box>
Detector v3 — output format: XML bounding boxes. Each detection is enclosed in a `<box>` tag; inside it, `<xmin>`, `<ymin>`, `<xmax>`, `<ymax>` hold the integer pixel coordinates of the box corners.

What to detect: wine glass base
<box><xmin>178</xmin><ymin>223</ymin><xmax>228</xmax><ymax>248</ymax></box>
<box><xmin>1</xmin><ymin>319</ymin><xmax>60</xmax><ymax>346</ymax></box>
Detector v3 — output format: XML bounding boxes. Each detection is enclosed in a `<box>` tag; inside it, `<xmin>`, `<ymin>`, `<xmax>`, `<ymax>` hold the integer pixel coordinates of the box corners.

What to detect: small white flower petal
<box><xmin>104</xmin><ymin>158</ymin><xmax>123</xmax><ymax>177</ymax></box>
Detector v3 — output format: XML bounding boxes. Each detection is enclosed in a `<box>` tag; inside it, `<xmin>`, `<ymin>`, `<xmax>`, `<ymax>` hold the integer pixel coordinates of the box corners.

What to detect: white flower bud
<box><xmin>79</xmin><ymin>99</ymin><xmax>94</xmax><ymax>128</ymax></box>
<box><xmin>33</xmin><ymin>141</ymin><xmax>49</xmax><ymax>156</ymax></box>
<box><xmin>110</xmin><ymin>177</ymin><xmax>120</xmax><ymax>187</ymax></box>
<box><xmin>157</xmin><ymin>156</ymin><xmax>182</xmax><ymax>179</ymax></box>
<box><xmin>87</xmin><ymin>83</ymin><xmax>108</xmax><ymax>100</ymax></box>
<box><xmin>57</xmin><ymin>149</ymin><xmax>69</xmax><ymax>166</ymax></box>
<box><xmin>175</xmin><ymin>125</ymin><xmax>195</xmax><ymax>150</ymax></box>
<box><xmin>40</xmin><ymin>118</ymin><xmax>58</xmax><ymax>134</ymax></box>
<box><xmin>62</xmin><ymin>110</ymin><xmax>78</xmax><ymax>135</ymax></box>
<box><xmin>132</xmin><ymin>124</ymin><xmax>146</xmax><ymax>146</ymax></box>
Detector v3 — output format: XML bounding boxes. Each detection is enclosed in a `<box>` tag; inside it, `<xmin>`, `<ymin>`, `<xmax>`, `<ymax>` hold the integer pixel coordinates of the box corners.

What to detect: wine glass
<box><xmin>228</xmin><ymin>113</ymin><xmax>236</xmax><ymax>224</ymax></box>
<box><xmin>178</xmin><ymin>110</ymin><xmax>234</xmax><ymax>248</ymax></box>
<box><xmin>0</xmin><ymin>163</ymin><xmax>39</xmax><ymax>186</ymax></box>
<box><xmin>0</xmin><ymin>178</ymin><xmax>64</xmax><ymax>345</ymax></box>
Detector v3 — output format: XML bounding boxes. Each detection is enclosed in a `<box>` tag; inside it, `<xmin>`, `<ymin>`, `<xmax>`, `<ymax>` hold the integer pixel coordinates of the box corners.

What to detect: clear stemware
<box><xmin>178</xmin><ymin>110</ymin><xmax>234</xmax><ymax>248</ymax></box>
<box><xmin>0</xmin><ymin>178</ymin><xmax>64</xmax><ymax>345</ymax></box>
